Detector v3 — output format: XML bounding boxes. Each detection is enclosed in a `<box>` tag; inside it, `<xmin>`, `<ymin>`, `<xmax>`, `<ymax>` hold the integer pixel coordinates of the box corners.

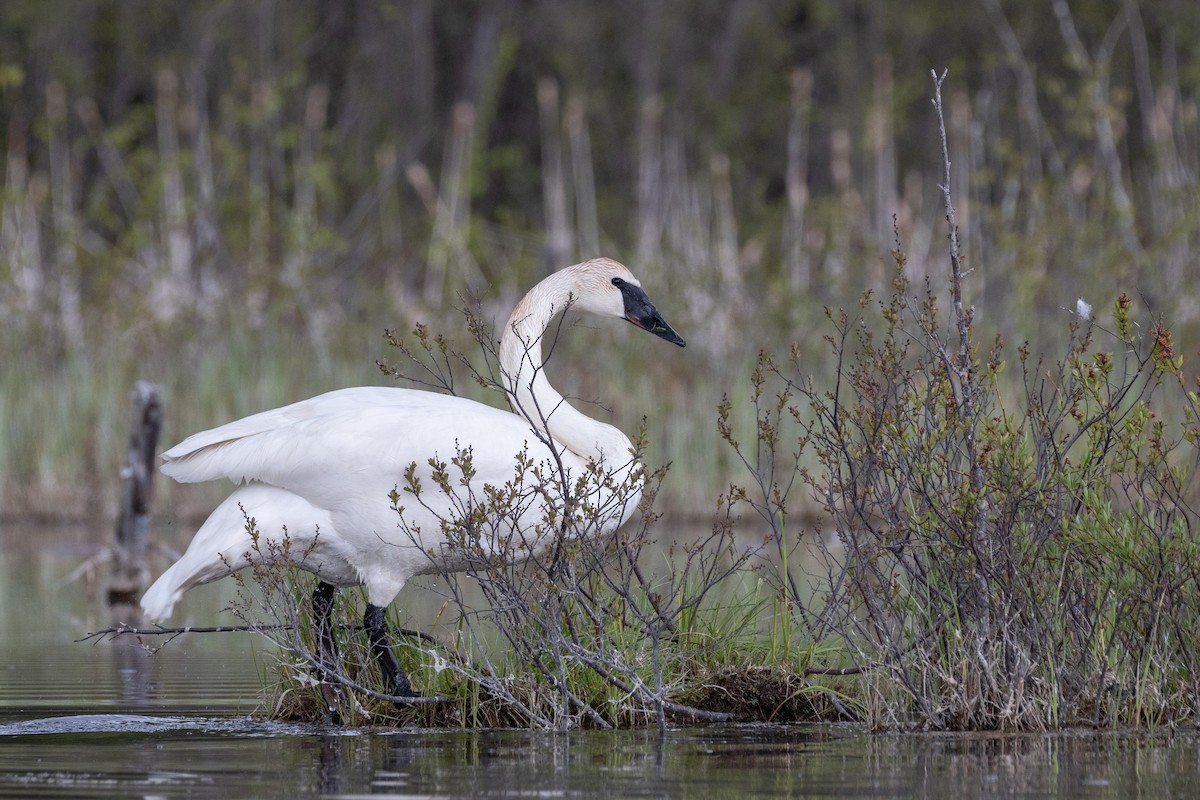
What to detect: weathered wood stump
<box><xmin>108</xmin><ymin>381</ymin><xmax>163</xmax><ymax>609</ymax></box>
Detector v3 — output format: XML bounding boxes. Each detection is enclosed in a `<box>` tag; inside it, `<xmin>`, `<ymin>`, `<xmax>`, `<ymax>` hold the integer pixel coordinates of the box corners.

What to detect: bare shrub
<box><xmin>723</xmin><ymin>72</ymin><xmax>1200</xmax><ymax>730</ymax></box>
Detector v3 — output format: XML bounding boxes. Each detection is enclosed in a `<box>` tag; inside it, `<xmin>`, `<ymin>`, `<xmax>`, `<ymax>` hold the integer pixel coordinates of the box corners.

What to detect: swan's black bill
<box><xmin>618</xmin><ymin>282</ymin><xmax>686</xmax><ymax>347</ymax></box>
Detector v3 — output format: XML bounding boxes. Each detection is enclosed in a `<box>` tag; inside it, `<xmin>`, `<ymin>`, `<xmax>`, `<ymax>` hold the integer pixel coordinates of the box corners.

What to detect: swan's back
<box><xmin>163</xmin><ymin>386</ymin><xmax>537</xmax><ymax>489</ymax></box>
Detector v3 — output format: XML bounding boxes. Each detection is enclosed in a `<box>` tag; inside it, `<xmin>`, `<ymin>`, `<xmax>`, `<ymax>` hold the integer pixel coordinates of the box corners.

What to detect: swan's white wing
<box><xmin>161</xmin><ymin>386</ymin><xmax>545</xmax><ymax>491</ymax></box>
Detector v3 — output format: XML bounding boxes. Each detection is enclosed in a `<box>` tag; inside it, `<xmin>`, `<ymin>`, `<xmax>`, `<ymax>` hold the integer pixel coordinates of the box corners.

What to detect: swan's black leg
<box><xmin>311</xmin><ymin>581</ymin><xmax>344</xmax><ymax>717</ymax></box>
<box><xmin>364</xmin><ymin>603</ymin><xmax>415</xmax><ymax>699</ymax></box>
<box><xmin>312</xmin><ymin>581</ymin><xmax>340</xmax><ymax>677</ymax></box>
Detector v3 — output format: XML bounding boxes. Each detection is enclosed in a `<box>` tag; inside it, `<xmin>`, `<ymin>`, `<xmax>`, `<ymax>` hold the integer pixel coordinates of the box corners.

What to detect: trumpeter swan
<box><xmin>140</xmin><ymin>258</ymin><xmax>685</xmax><ymax>698</ymax></box>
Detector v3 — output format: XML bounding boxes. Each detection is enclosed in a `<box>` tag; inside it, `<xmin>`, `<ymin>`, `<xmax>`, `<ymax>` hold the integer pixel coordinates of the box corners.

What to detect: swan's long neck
<box><xmin>499</xmin><ymin>270</ymin><xmax>632</xmax><ymax>465</ymax></box>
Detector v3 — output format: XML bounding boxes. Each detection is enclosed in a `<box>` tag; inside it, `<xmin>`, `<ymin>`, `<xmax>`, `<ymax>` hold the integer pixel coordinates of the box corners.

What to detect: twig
<box><xmin>286</xmin><ymin>650</ymin><xmax>454</xmax><ymax>707</ymax></box>
<box><xmin>930</xmin><ymin>68</ymin><xmax>990</xmax><ymax>621</ymax></box>
<box><xmin>79</xmin><ymin>623</ymin><xmax>440</xmax><ymax>647</ymax></box>
<box><xmin>79</xmin><ymin>623</ymin><xmax>288</xmax><ymax>642</ymax></box>
<box><xmin>930</xmin><ymin>69</ymin><xmax>973</xmax><ymax>409</ymax></box>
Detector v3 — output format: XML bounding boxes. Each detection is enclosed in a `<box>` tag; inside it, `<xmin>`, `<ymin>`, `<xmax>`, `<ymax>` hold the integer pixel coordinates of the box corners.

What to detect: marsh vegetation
<box><xmin>6</xmin><ymin>2</ymin><xmax>1200</xmax><ymax>731</ymax></box>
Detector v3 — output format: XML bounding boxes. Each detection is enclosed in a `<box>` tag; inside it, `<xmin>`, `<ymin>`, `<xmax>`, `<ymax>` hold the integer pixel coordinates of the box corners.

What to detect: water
<box><xmin>2</xmin><ymin>521</ymin><xmax>1198</xmax><ymax>798</ymax></box>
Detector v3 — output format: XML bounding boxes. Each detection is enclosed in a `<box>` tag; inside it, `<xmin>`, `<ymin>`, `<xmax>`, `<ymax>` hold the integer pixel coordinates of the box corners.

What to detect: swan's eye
<box><xmin>611</xmin><ymin>277</ymin><xmax>624</xmax><ymax>287</ymax></box>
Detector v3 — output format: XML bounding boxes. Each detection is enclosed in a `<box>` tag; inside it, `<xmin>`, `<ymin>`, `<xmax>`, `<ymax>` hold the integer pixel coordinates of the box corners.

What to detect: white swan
<box><xmin>140</xmin><ymin>258</ymin><xmax>685</xmax><ymax>698</ymax></box>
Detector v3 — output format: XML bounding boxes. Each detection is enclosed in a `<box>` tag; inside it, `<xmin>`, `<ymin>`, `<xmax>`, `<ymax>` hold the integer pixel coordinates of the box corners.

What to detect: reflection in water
<box><xmin>317</xmin><ymin>733</ymin><xmax>342</xmax><ymax>796</ymax></box>
<box><xmin>2</xmin><ymin>520</ymin><xmax>1200</xmax><ymax>798</ymax></box>
<box><xmin>4</xmin><ymin>723</ymin><xmax>1195</xmax><ymax>798</ymax></box>
<box><xmin>110</xmin><ymin>628</ymin><xmax>155</xmax><ymax>708</ymax></box>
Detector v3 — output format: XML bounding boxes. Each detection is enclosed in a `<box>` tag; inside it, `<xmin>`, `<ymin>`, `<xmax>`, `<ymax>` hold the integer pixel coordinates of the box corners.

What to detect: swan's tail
<box><xmin>140</xmin><ymin>561</ymin><xmax>195</xmax><ymax>622</ymax></box>
<box><xmin>139</xmin><ymin>483</ymin><xmax>347</xmax><ymax>622</ymax></box>
<box><xmin>138</xmin><ymin>490</ymin><xmax>265</xmax><ymax>621</ymax></box>
<box><xmin>140</xmin><ymin>539</ymin><xmax>240</xmax><ymax>622</ymax></box>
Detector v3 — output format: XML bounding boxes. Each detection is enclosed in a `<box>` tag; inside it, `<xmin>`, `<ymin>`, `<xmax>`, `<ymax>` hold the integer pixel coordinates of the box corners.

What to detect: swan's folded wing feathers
<box><xmin>160</xmin><ymin>386</ymin><xmax>544</xmax><ymax>493</ymax></box>
<box><xmin>160</xmin><ymin>388</ymin><xmax>372</xmax><ymax>481</ymax></box>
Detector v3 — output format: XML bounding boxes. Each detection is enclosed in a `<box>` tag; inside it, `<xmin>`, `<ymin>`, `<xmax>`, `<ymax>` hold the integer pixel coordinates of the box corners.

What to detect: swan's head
<box><xmin>572</xmin><ymin>258</ymin><xmax>687</xmax><ymax>347</ymax></box>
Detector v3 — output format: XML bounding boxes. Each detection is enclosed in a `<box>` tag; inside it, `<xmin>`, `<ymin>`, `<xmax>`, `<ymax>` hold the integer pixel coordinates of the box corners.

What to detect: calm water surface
<box><xmin>1</xmin><ymin>520</ymin><xmax>1197</xmax><ymax>798</ymax></box>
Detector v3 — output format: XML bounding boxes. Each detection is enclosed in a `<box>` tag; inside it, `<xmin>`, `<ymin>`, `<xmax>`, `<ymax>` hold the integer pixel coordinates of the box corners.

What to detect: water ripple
<box><xmin>0</xmin><ymin>713</ymin><xmax>315</xmax><ymax>737</ymax></box>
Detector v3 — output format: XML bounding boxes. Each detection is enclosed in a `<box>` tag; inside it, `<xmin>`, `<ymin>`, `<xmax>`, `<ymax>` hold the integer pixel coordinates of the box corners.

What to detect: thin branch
<box><xmin>80</xmin><ymin>623</ymin><xmax>441</xmax><ymax>648</ymax></box>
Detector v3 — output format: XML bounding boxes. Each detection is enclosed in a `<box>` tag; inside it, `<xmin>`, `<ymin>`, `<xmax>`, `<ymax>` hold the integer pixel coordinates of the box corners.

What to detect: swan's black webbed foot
<box><xmin>364</xmin><ymin>603</ymin><xmax>417</xmax><ymax>702</ymax></box>
<box><xmin>311</xmin><ymin>581</ymin><xmax>345</xmax><ymax>720</ymax></box>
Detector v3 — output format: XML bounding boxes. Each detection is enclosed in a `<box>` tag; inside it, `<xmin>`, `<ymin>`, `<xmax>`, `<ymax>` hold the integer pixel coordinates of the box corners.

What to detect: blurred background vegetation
<box><xmin>1</xmin><ymin>0</ymin><xmax>1198</xmax><ymax>521</ymax></box>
